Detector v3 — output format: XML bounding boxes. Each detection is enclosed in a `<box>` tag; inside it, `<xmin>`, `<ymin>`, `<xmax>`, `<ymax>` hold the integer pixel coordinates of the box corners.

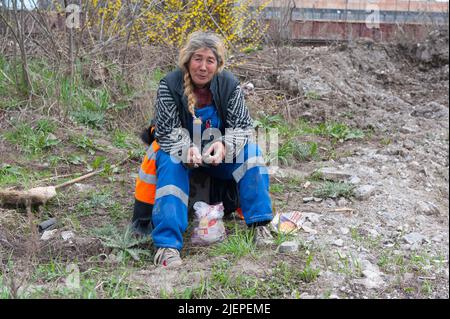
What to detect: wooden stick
<box><xmin>55</xmin><ymin>155</ymin><xmax>131</xmax><ymax>189</ymax></box>
<box><xmin>34</xmin><ymin>173</ymin><xmax>77</xmax><ymax>184</ymax></box>
<box><xmin>0</xmin><ymin>156</ymin><xmax>131</xmax><ymax>208</ymax></box>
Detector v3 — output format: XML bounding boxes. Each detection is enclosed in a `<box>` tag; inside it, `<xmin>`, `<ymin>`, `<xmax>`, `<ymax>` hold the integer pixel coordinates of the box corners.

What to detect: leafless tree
<box><xmin>0</xmin><ymin>0</ymin><xmax>33</xmax><ymax>95</ymax></box>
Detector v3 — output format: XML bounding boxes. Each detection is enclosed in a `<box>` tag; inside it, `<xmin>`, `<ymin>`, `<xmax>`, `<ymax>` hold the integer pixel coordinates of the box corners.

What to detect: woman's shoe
<box><xmin>154</xmin><ymin>248</ymin><xmax>183</xmax><ymax>268</ymax></box>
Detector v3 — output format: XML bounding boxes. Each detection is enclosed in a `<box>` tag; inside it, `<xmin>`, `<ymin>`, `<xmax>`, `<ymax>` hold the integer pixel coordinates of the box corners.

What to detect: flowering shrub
<box><xmin>84</xmin><ymin>0</ymin><xmax>269</xmax><ymax>52</ymax></box>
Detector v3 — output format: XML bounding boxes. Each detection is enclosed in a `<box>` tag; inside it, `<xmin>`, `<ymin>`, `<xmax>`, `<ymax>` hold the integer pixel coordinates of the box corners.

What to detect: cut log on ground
<box><xmin>0</xmin><ymin>156</ymin><xmax>130</xmax><ymax>209</ymax></box>
<box><xmin>0</xmin><ymin>186</ymin><xmax>57</xmax><ymax>207</ymax></box>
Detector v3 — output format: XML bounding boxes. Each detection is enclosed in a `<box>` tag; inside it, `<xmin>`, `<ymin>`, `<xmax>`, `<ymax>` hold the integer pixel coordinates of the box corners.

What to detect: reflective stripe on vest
<box><xmin>155</xmin><ymin>185</ymin><xmax>189</xmax><ymax>207</ymax></box>
<box><xmin>135</xmin><ymin>141</ymin><xmax>160</xmax><ymax>204</ymax></box>
<box><xmin>138</xmin><ymin>168</ymin><xmax>157</xmax><ymax>184</ymax></box>
<box><xmin>232</xmin><ymin>156</ymin><xmax>266</xmax><ymax>183</ymax></box>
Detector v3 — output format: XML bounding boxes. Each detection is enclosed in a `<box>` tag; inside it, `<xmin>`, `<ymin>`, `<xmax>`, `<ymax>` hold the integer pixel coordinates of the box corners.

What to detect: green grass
<box><xmin>210</xmin><ymin>260</ymin><xmax>233</xmax><ymax>287</ymax></box>
<box><xmin>0</xmin><ymin>275</ymin><xmax>11</xmax><ymax>299</ymax></box>
<box><xmin>75</xmin><ymin>191</ymin><xmax>115</xmax><ymax>217</ymax></box>
<box><xmin>32</xmin><ymin>259</ymin><xmax>68</xmax><ymax>283</ymax></box>
<box><xmin>294</xmin><ymin>141</ymin><xmax>319</xmax><ymax>161</ymax></box>
<box><xmin>421</xmin><ymin>280</ymin><xmax>433</xmax><ymax>295</ymax></box>
<box><xmin>305</xmin><ymin>91</ymin><xmax>321</xmax><ymax>100</ymax></box>
<box><xmin>380</xmin><ymin>137</ymin><xmax>392</xmax><ymax>146</ymax></box>
<box><xmin>93</xmin><ymin>225</ymin><xmax>153</xmax><ymax>262</ymax></box>
<box><xmin>1</xmin><ymin>55</ymin><xmax>110</xmax><ymax>117</ymax></box>
<box><xmin>269</xmin><ymin>183</ymin><xmax>284</xmax><ymax>194</ymax></box>
<box><xmin>176</xmin><ymin>256</ymin><xmax>321</xmax><ymax>299</ymax></box>
<box><xmin>273</xmin><ymin>232</ymin><xmax>295</xmax><ymax>246</ymax></box>
<box><xmin>109</xmin><ymin>202</ymin><xmax>130</xmax><ymax>221</ymax></box>
<box><xmin>277</xmin><ymin>140</ymin><xmax>317</xmax><ymax>165</ymax></box>
<box><xmin>0</xmin><ymin>164</ymin><xmax>25</xmax><ymax>187</ymax></box>
<box><xmin>255</xmin><ymin>114</ymin><xmax>364</xmax><ymax>166</ymax></box>
<box><xmin>101</xmin><ymin>271</ymin><xmax>143</xmax><ymax>298</ymax></box>
<box><xmin>3</xmin><ymin>119</ymin><xmax>60</xmax><ymax>155</ymax></box>
<box><xmin>242</xmin><ymin>45</ymin><xmax>263</xmax><ymax>54</ymax></box>
<box><xmin>0</xmin><ymin>164</ymin><xmax>51</xmax><ymax>188</ymax></box>
<box><xmin>308</xmin><ymin>170</ymin><xmax>324</xmax><ymax>182</ymax></box>
<box><xmin>112</xmin><ymin>130</ymin><xmax>129</xmax><ymax>149</ymax></box>
<box><xmin>313</xmin><ymin>181</ymin><xmax>355</xmax><ymax>199</ymax></box>
<box><xmin>71</xmin><ymin>109</ymin><xmax>105</xmax><ymax>129</ymax></box>
<box><xmin>19</xmin><ymin>264</ymin><xmax>149</xmax><ymax>299</ymax></box>
<box><xmin>349</xmin><ymin>227</ymin><xmax>382</xmax><ymax>250</ymax></box>
<box><xmin>298</xmin><ymin>254</ymin><xmax>321</xmax><ymax>283</ymax></box>
<box><xmin>0</xmin><ymin>54</ymin><xmax>138</xmax><ymax>132</ymax></box>
<box><xmin>335</xmin><ymin>251</ymin><xmax>363</xmax><ymax>277</ymax></box>
<box><xmin>71</xmin><ymin>135</ymin><xmax>98</xmax><ymax>155</ymax></box>
<box><xmin>0</xmin><ymin>56</ymin><xmax>25</xmax><ymax>109</ymax></box>
<box><xmin>297</xmin><ymin>120</ymin><xmax>365</xmax><ymax>142</ymax></box>
<box><xmin>210</xmin><ymin>224</ymin><xmax>256</xmax><ymax>259</ymax></box>
<box><xmin>150</xmin><ymin>68</ymin><xmax>166</xmax><ymax>90</ymax></box>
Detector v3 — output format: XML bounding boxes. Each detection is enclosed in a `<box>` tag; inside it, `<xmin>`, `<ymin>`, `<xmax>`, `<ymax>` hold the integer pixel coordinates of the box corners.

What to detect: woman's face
<box><xmin>188</xmin><ymin>48</ymin><xmax>218</xmax><ymax>88</ymax></box>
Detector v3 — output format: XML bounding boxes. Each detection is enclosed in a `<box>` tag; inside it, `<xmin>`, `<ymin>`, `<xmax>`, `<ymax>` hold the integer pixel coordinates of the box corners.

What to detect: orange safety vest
<box><xmin>134</xmin><ymin>140</ymin><xmax>159</xmax><ymax>205</ymax></box>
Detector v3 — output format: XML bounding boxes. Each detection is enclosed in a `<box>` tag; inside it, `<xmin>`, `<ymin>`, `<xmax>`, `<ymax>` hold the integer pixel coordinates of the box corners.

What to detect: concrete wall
<box><xmin>253</xmin><ymin>0</ymin><xmax>448</xmax><ymax>12</ymax></box>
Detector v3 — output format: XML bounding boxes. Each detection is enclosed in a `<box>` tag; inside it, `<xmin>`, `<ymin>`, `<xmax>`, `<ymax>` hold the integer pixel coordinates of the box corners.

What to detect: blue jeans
<box><xmin>151</xmin><ymin>143</ymin><xmax>273</xmax><ymax>250</ymax></box>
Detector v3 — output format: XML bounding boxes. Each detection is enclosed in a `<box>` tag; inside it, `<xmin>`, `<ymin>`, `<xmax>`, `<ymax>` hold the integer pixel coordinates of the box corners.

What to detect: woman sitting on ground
<box><xmin>132</xmin><ymin>30</ymin><xmax>274</xmax><ymax>268</ymax></box>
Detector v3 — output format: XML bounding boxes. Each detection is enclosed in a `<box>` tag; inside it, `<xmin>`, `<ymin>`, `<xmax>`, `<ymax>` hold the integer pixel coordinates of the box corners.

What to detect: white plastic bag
<box><xmin>191</xmin><ymin>201</ymin><xmax>226</xmax><ymax>245</ymax></box>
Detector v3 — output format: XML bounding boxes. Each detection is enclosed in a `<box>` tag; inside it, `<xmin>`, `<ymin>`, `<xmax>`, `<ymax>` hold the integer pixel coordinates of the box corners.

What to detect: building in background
<box><xmin>255</xmin><ymin>0</ymin><xmax>449</xmax><ymax>42</ymax></box>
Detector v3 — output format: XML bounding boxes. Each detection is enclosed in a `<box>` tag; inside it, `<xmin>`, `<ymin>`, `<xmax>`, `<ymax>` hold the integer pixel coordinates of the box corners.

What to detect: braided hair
<box><xmin>178</xmin><ymin>31</ymin><xmax>226</xmax><ymax>117</ymax></box>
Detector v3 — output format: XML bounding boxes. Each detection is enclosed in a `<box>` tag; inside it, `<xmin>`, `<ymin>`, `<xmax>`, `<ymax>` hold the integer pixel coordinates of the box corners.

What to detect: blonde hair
<box><xmin>178</xmin><ymin>31</ymin><xmax>226</xmax><ymax>117</ymax></box>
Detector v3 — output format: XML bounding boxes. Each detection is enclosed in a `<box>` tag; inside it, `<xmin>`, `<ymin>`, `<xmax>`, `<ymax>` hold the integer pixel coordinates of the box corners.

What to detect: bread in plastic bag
<box><xmin>191</xmin><ymin>201</ymin><xmax>226</xmax><ymax>245</ymax></box>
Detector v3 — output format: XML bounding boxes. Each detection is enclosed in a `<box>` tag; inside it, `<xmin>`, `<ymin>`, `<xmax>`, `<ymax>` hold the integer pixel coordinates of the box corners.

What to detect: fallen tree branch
<box><xmin>0</xmin><ymin>155</ymin><xmax>131</xmax><ymax>208</ymax></box>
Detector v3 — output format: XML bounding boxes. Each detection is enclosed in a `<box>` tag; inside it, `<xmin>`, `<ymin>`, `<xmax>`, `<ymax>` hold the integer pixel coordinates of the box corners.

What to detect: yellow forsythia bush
<box><xmin>84</xmin><ymin>0</ymin><xmax>269</xmax><ymax>52</ymax></box>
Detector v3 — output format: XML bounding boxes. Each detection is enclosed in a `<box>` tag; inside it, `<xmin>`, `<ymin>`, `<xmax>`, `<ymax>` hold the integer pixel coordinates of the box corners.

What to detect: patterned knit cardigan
<box><xmin>153</xmin><ymin>77</ymin><xmax>254</xmax><ymax>161</ymax></box>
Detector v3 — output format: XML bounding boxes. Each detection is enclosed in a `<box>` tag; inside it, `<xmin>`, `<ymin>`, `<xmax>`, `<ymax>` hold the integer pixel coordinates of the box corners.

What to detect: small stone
<box><xmin>313</xmin><ymin>197</ymin><xmax>323</xmax><ymax>202</ymax></box>
<box><xmin>61</xmin><ymin>231</ymin><xmax>75</xmax><ymax>241</ymax></box>
<box><xmin>278</xmin><ymin>241</ymin><xmax>299</xmax><ymax>253</ymax></box>
<box><xmin>303</xmin><ymin>197</ymin><xmax>314</xmax><ymax>203</ymax></box>
<box><xmin>303</xmin><ymin>213</ymin><xmax>320</xmax><ymax>224</ymax></box>
<box><xmin>415</xmin><ymin>201</ymin><xmax>440</xmax><ymax>216</ymax></box>
<box><xmin>333</xmin><ymin>239</ymin><xmax>344</xmax><ymax>247</ymax></box>
<box><xmin>432</xmin><ymin>235</ymin><xmax>443</xmax><ymax>242</ymax></box>
<box><xmin>340</xmin><ymin>227</ymin><xmax>350</xmax><ymax>235</ymax></box>
<box><xmin>301</xmin><ymin>223</ymin><xmax>317</xmax><ymax>234</ymax></box>
<box><xmin>337</xmin><ymin>197</ymin><xmax>349</xmax><ymax>207</ymax></box>
<box><xmin>403</xmin><ymin>140</ymin><xmax>414</xmax><ymax>150</ymax></box>
<box><xmin>357</xmin><ymin>260</ymin><xmax>385</xmax><ymax>289</ymax></box>
<box><xmin>403</xmin><ymin>232</ymin><xmax>426</xmax><ymax>245</ymax></box>
<box><xmin>73</xmin><ymin>183</ymin><xmax>95</xmax><ymax>192</ymax></box>
<box><xmin>317</xmin><ymin>167</ymin><xmax>352</xmax><ymax>182</ymax></box>
<box><xmin>303</xmin><ymin>221</ymin><xmax>313</xmax><ymax>229</ymax></box>
<box><xmin>349</xmin><ymin>176</ymin><xmax>361</xmax><ymax>185</ymax></box>
<box><xmin>384</xmin><ymin>241</ymin><xmax>395</xmax><ymax>248</ymax></box>
<box><xmin>400</xmin><ymin>126</ymin><xmax>416</xmax><ymax>134</ymax></box>
<box><xmin>397</xmin><ymin>224</ymin><xmax>410</xmax><ymax>232</ymax></box>
<box><xmin>274</xmin><ymin>168</ymin><xmax>308</xmax><ymax>180</ymax></box>
<box><xmin>354</xmin><ymin>185</ymin><xmax>376</xmax><ymax>200</ymax></box>
<box><xmin>324</xmin><ymin>199</ymin><xmax>336</xmax><ymax>208</ymax></box>
<box><xmin>256</xmin><ymin>239</ymin><xmax>274</xmax><ymax>247</ymax></box>
<box><xmin>41</xmin><ymin>229</ymin><xmax>58</xmax><ymax>241</ymax></box>
<box><xmin>368</xmin><ymin>229</ymin><xmax>379</xmax><ymax>237</ymax></box>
